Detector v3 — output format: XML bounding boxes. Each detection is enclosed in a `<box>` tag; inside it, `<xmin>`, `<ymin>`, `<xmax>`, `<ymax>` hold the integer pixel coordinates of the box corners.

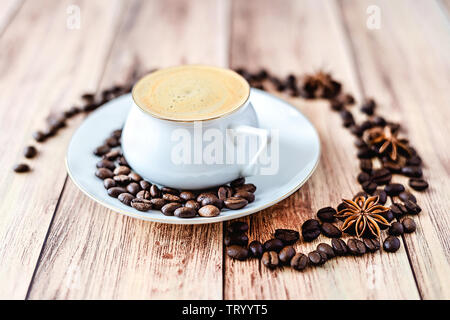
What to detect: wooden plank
<box><xmin>339</xmin><ymin>0</ymin><xmax>450</xmax><ymax>299</ymax></box>
<box><xmin>27</xmin><ymin>0</ymin><xmax>229</xmax><ymax>299</ymax></box>
<box><xmin>0</xmin><ymin>0</ymin><xmax>23</xmax><ymax>35</ymax></box>
<box><xmin>0</xmin><ymin>0</ymin><xmax>125</xmax><ymax>299</ymax></box>
<box><xmin>225</xmin><ymin>0</ymin><xmax>421</xmax><ymax>299</ymax></box>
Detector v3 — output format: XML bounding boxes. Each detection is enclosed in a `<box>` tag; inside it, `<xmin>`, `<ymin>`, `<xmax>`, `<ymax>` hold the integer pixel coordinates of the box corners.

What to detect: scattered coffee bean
<box><xmin>162</xmin><ymin>193</ymin><xmax>183</xmax><ymax>203</ymax></box>
<box><xmin>383</xmin><ymin>236</ymin><xmax>401</xmax><ymax>252</ymax></box>
<box><xmin>409</xmin><ymin>178</ymin><xmax>428</xmax><ymax>191</ymax></box>
<box><xmin>180</xmin><ymin>191</ymin><xmax>196</xmax><ymax>201</ymax></box>
<box><xmin>197</xmin><ymin>192</ymin><xmax>215</xmax><ymax>202</ymax></box>
<box><xmin>383</xmin><ymin>160</ymin><xmax>402</xmax><ymax>173</ymax></box>
<box><xmin>308</xmin><ymin>250</ymin><xmax>326</xmax><ymax>266</ymax></box>
<box><xmin>103</xmin><ymin>178</ymin><xmax>116</xmax><ymax>189</ymax></box>
<box><xmin>24</xmin><ymin>146</ymin><xmax>37</xmax><ymax>158</ymax></box>
<box><xmin>357</xmin><ymin>147</ymin><xmax>374</xmax><ymax>159</ymax></box>
<box><xmin>384</xmin><ymin>183</ymin><xmax>405</xmax><ymax>196</ymax></box>
<box><xmin>198</xmin><ymin>205</ymin><xmax>220</xmax><ymax>217</ymax></box>
<box><xmin>262</xmin><ymin>251</ymin><xmax>279</xmax><ymax>269</ymax></box>
<box><xmin>131</xmin><ymin>198</ymin><xmax>152</xmax><ymax>211</ymax></box>
<box><xmin>361</xmin><ymin>98</ymin><xmax>376</xmax><ymax>115</ymax></box>
<box><xmin>401</xmin><ymin>166</ymin><xmax>423</xmax><ymax>178</ymax></box>
<box><xmin>321</xmin><ymin>222</ymin><xmax>342</xmax><ymax>238</ymax></box>
<box><xmin>126</xmin><ymin>182</ymin><xmax>141</xmax><ymax>195</ymax></box>
<box><xmin>399</xmin><ymin>191</ymin><xmax>416</xmax><ymax>204</ymax></box>
<box><xmin>128</xmin><ymin>172</ymin><xmax>142</xmax><ymax>182</ymax></box>
<box><xmin>117</xmin><ymin>156</ymin><xmax>128</xmax><ymax>166</ymax></box>
<box><xmin>389</xmin><ymin>222</ymin><xmax>404</xmax><ymax>236</ymax></box>
<box><xmin>360</xmin><ymin>120</ymin><xmax>374</xmax><ymax>131</ymax></box>
<box><xmin>96</xmin><ymin>159</ymin><xmax>115</xmax><ymax>171</ymax></box>
<box><xmin>201</xmin><ymin>195</ymin><xmax>223</xmax><ymax>209</ymax></box>
<box><xmin>353</xmin><ymin>191</ymin><xmax>368</xmax><ymax>200</ymax></box>
<box><xmin>107</xmin><ymin>187</ymin><xmax>127</xmax><ymax>198</ymax></box>
<box><xmin>161</xmin><ymin>187</ymin><xmax>179</xmax><ymax>195</ymax></box>
<box><xmin>13</xmin><ymin>163</ymin><xmax>30</xmax><ymax>173</ymax></box>
<box><xmin>274</xmin><ymin>229</ymin><xmax>300</xmax><ymax>245</ymax></box>
<box><xmin>373</xmin><ymin>189</ymin><xmax>388</xmax><ymax>205</ymax></box>
<box><xmin>174</xmin><ymin>206</ymin><xmax>197</xmax><ymax>218</ymax></box>
<box><xmin>105</xmin><ymin>137</ymin><xmax>119</xmax><ymax>147</ymax></box>
<box><xmin>371</xmin><ymin>168</ymin><xmax>392</xmax><ymax>185</ymax></box>
<box><xmin>150</xmin><ymin>198</ymin><xmax>165</xmax><ymax>210</ymax></box>
<box><xmin>390</xmin><ymin>203</ymin><xmax>404</xmax><ymax>219</ymax></box>
<box><xmin>95</xmin><ymin>168</ymin><xmax>113</xmax><ymax>179</ymax></box>
<box><xmin>360</xmin><ymin>159</ymin><xmax>373</xmax><ymax>173</ymax></box>
<box><xmin>226</xmin><ymin>245</ymin><xmax>249</xmax><ymax>261</ymax></box>
<box><xmin>362</xmin><ymin>180</ymin><xmax>377</xmax><ymax>194</ymax></box>
<box><xmin>103</xmin><ymin>150</ymin><xmax>121</xmax><ymax>161</ymax></box>
<box><xmin>317</xmin><ymin>243</ymin><xmax>335</xmax><ymax>259</ymax></box>
<box><xmin>340</xmin><ymin>110</ymin><xmax>355</xmax><ymax>127</ymax></box>
<box><xmin>234</xmin><ymin>183</ymin><xmax>257</xmax><ymax>194</ymax></box>
<box><xmin>224</xmin><ymin>197</ymin><xmax>248</xmax><ymax>210</ymax></box>
<box><xmin>381</xmin><ymin>209</ymin><xmax>395</xmax><ymax>222</ymax></box>
<box><xmin>139</xmin><ymin>180</ymin><xmax>151</xmax><ymax>190</ymax></box>
<box><xmin>185</xmin><ymin>200</ymin><xmax>200</xmax><ymax>210</ymax></box>
<box><xmin>233</xmin><ymin>190</ymin><xmax>255</xmax><ymax>203</ymax></box>
<box><xmin>118</xmin><ymin>193</ymin><xmax>134</xmax><ymax>206</ymax></box>
<box><xmin>407</xmin><ymin>155</ymin><xmax>422</xmax><ymax>166</ymax></box>
<box><xmin>291</xmin><ymin>253</ymin><xmax>309</xmax><ymax>271</ymax></box>
<box><xmin>224</xmin><ymin>233</ymin><xmax>249</xmax><ymax>246</ymax></box>
<box><xmin>402</xmin><ymin>218</ymin><xmax>416</xmax><ymax>233</ymax></box>
<box><xmin>372</xmin><ymin>116</ymin><xmax>386</xmax><ymax>127</ymax></box>
<box><xmin>230</xmin><ymin>177</ymin><xmax>245</xmax><ymax>188</ymax></box>
<box><xmin>347</xmin><ymin>239</ymin><xmax>366</xmax><ymax>256</ymax></box>
<box><xmin>136</xmin><ymin>190</ymin><xmax>151</xmax><ymax>200</ymax></box>
<box><xmin>316</xmin><ymin>207</ymin><xmax>336</xmax><ymax>222</ymax></box>
<box><xmin>161</xmin><ymin>203</ymin><xmax>182</xmax><ymax>216</ymax></box>
<box><xmin>404</xmin><ymin>200</ymin><xmax>421</xmax><ymax>215</ymax></box>
<box><xmin>363</xmin><ymin>238</ymin><xmax>380</xmax><ymax>252</ymax></box>
<box><xmin>248</xmin><ymin>241</ymin><xmax>263</xmax><ymax>258</ymax></box>
<box><xmin>218</xmin><ymin>186</ymin><xmax>233</xmax><ymax>200</ymax></box>
<box><xmin>357</xmin><ymin>172</ymin><xmax>371</xmax><ymax>185</ymax></box>
<box><xmin>337</xmin><ymin>202</ymin><xmax>347</xmax><ymax>212</ymax></box>
<box><xmin>330</xmin><ymin>239</ymin><xmax>347</xmax><ymax>256</ymax></box>
<box><xmin>227</xmin><ymin>221</ymin><xmax>249</xmax><ymax>234</ymax></box>
<box><xmin>93</xmin><ymin>145</ymin><xmax>110</xmax><ymax>156</ymax></box>
<box><xmin>32</xmin><ymin>131</ymin><xmax>46</xmax><ymax>142</ymax></box>
<box><xmin>302</xmin><ymin>219</ymin><xmax>321</xmax><ymax>242</ymax></box>
<box><xmin>263</xmin><ymin>239</ymin><xmax>284</xmax><ymax>253</ymax></box>
<box><xmin>279</xmin><ymin>246</ymin><xmax>296</xmax><ymax>264</ymax></box>
<box><xmin>149</xmin><ymin>184</ymin><xmax>161</xmax><ymax>197</ymax></box>
<box><xmin>114</xmin><ymin>166</ymin><xmax>130</xmax><ymax>176</ymax></box>
<box><xmin>113</xmin><ymin>174</ymin><xmax>131</xmax><ymax>184</ymax></box>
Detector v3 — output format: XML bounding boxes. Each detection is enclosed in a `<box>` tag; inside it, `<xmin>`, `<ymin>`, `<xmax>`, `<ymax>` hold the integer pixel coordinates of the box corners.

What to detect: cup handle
<box><xmin>230</xmin><ymin>125</ymin><xmax>270</xmax><ymax>177</ymax></box>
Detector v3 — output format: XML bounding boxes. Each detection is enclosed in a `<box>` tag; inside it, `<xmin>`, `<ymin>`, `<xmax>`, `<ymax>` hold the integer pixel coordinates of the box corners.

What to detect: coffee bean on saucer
<box><xmin>321</xmin><ymin>222</ymin><xmax>342</xmax><ymax>238</ymax></box>
<box><xmin>234</xmin><ymin>184</ymin><xmax>256</xmax><ymax>194</ymax></box>
<box><xmin>185</xmin><ymin>200</ymin><xmax>200</xmax><ymax>211</ymax></box>
<box><xmin>263</xmin><ymin>239</ymin><xmax>284</xmax><ymax>253</ymax></box>
<box><xmin>201</xmin><ymin>195</ymin><xmax>223</xmax><ymax>209</ymax></box>
<box><xmin>198</xmin><ymin>205</ymin><xmax>220</xmax><ymax>217</ymax></box>
<box><xmin>197</xmin><ymin>192</ymin><xmax>215</xmax><ymax>202</ymax></box>
<box><xmin>113</xmin><ymin>174</ymin><xmax>131</xmax><ymax>185</ymax></box>
<box><xmin>230</xmin><ymin>177</ymin><xmax>245</xmax><ymax>188</ymax></box>
<box><xmin>103</xmin><ymin>178</ymin><xmax>116</xmax><ymax>189</ymax></box>
<box><xmin>317</xmin><ymin>243</ymin><xmax>335</xmax><ymax>259</ymax></box>
<box><xmin>105</xmin><ymin>137</ymin><xmax>120</xmax><ymax>147</ymax></box>
<box><xmin>110</xmin><ymin>129</ymin><xmax>122</xmax><ymax>139</ymax></box>
<box><xmin>233</xmin><ymin>191</ymin><xmax>255</xmax><ymax>203</ymax></box>
<box><xmin>347</xmin><ymin>239</ymin><xmax>366</xmax><ymax>256</ymax></box>
<box><xmin>224</xmin><ymin>197</ymin><xmax>248</xmax><ymax>210</ymax></box>
<box><xmin>331</xmin><ymin>239</ymin><xmax>348</xmax><ymax>256</ymax></box>
<box><xmin>371</xmin><ymin>168</ymin><xmax>392</xmax><ymax>185</ymax></box>
<box><xmin>409</xmin><ymin>178</ymin><xmax>428</xmax><ymax>191</ymax></box>
<box><xmin>95</xmin><ymin>168</ymin><xmax>113</xmax><ymax>179</ymax></box>
<box><xmin>362</xmin><ymin>180</ymin><xmax>377</xmax><ymax>194</ymax></box>
<box><xmin>308</xmin><ymin>250</ymin><xmax>326</xmax><ymax>266</ymax></box>
<box><xmin>161</xmin><ymin>203</ymin><xmax>182</xmax><ymax>216</ymax></box>
<box><xmin>180</xmin><ymin>191</ymin><xmax>196</xmax><ymax>201</ymax></box>
<box><xmin>262</xmin><ymin>251</ymin><xmax>279</xmax><ymax>269</ymax></box>
<box><xmin>161</xmin><ymin>187</ymin><xmax>179</xmax><ymax>195</ymax></box>
<box><xmin>103</xmin><ymin>150</ymin><xmax>121</xmax><ymax>161</ymax></box>
<box><xmin>118</xmin><ymin>193</ymin><xmax>134</xmax><ymax>206</ymax></box>
<box><xmin>162</xmin><ymin>193</ymin><xmax>183</xmax><ymax>203</ymax></box>
<box><xmin>218</xmin><ymin>186</ymin><xmax>233</xmax><ymax>200</ymax></box>
<box><xmin>32</xmin><ymin>131</ymin><xmax>46</xmax><ymax>142</ymax></box>
<box><xmin>114</xmin><ymin>166</ymin><xmax>130</xmax><ymax>176</ymax></box>
<box><xmin>360</xmin><ymin>159</ymin><xmax>373</xmax><ymax>173</ymax></box>
<box><xmin>224</xmin><ymin>233</ymin><xmax>248</xmax><ymax>246</ymax></box>
<box><xmin>274</xmin><ymin>229</ymin><xmax>300</xmax><ymax>245</ymax></box>
<box><xmin>227</xmin><ymin>221</ymin><xmax>249</xmax><ymax>234</ymax></box>
<box><xmin>357</xmin><ymin>172</ymin><xmax>371</xmax><ymax>185</ymax></box>
<box><xmin>404</xmin><ymin>200</ymin><xmax>421</xmax><ymax>215</ymax></box>
<box><xmin>136</xmin><ymin>190</ymin><xmax>151</xmax><ymax>200</ymax></box>
<box><xmin>302</xmin><ymin>219</ymin><xmax>321</xmax><ymax>242</ymax></box>
<box><xmin>291</xmin><ymin>253</ymin><xmax>309</xmax><ymax>271</ymax></box>
<box><xmin>383</xmin><ymin>236</ymin><xmax>400</xmax><ymax>252</ymax></box>
<box><xmin>128</xmin><ymin>172</ymin><xmax>142</xmax><ymax>182</ymax></box>
<box><xmin>401</xmin><ymin>166</ymin><xmax>423</xmax><ymax>178</ymax></box>
<box><xmin>96</xmin><ymin>159</ymin><xmax>115</xmax><ymax>171</ymax></box>
<box><xmin>363</xmin><ymin>238</ymin><xmax>380</xmax><ymax>252</ymax></box>
<box><xmin>174</xmin><ymin>206</ymin><xmax>197</xmax><ymax>218</ymax></box>
<box><xmin>317</xmin><ymin>207</ymin><xmax>336</xmax><ymax>222</ymax></box>
<box><xmin>249</xmin><ymin>241</ymin><xmax>263</xmax><ymax>258</ymax></box>
<box><xmin>279</xmin><ymin>246</ymin><xmax>296</xmax><ymax>264</ymax></box>
<box><xmin>117</xmin><ymin>156</ymin><xmax>128</xmax><ymax>166</ymax></box>
<box><xmin>384</xmin><ymin>183</ymin><xmax>405</xmax><ymax>196</ymax></box>
<box><xmin>149</xmin><ymin>184</ymin><xmax>161</xmax><ymax>198</ymax></box>
<box><xmin>150</xmin><ymin>198</ymin><xmax>165</xmax><ymax>210</ymax></box>
<box><xmin>402</xmin><ymin>218</ymin><xmax>416</xmax><ymax>233</ymax></box>
<box><xmin>399</xmin><ymin>191</ymin><xmax>416</xmax><ymax>204</ymax></box>
<box><xmin>94</xmin><ymin>145</ymin><xmax>110</xmax><ymax>156</ymax></box>
<box><xmin>226</xmin><ymin>245</ymin><xmax>249</xmax><ymax>261</ymax></box>
<box><xmin>389</xmin><ymin>222</ymin><xmax>404</xmax><ymax>236</ymax></box>
<box><xmin>107</xmin><ymin>187</ymin><xmax>127</xmax><ymax>198</ymax></box>
<box><xmin>126</xmin><ymin>182</ymin><xmax>141</xmax><ymax>195</ymax></box>
<box><xmin>139</xmin><ymin>180</ymin><xmax>151</xmax><ymax>190</ymax></box>
<box><xmin>24</xmin><ymin>146</ymin><xmax>37</xmax><ymax>158</ymax></box>
<box><xmin>13</xmin><ymin>163</ymin><xmax>30</xmax><ymax>173</ymax></box>
<box><xmin>131</xmin><ymin>198</ymin><xmax>152</xmax><ymax>211</ymax></box>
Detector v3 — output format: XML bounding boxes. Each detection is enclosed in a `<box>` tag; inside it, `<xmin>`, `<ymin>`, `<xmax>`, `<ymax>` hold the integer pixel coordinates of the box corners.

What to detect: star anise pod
<box><xmin>300</xmin><ymin>71</ymin><xmax>341</xmax><ymax>99</ymax></box>
<box><xmin>335</xmin><ymin>196</ymin><xmax>390</xmax><ymax>238</ymax></box>
<box><xmin>364</xmin><ymin>126</ymin><xmax>411</xmax><ymax>161</ymax></box>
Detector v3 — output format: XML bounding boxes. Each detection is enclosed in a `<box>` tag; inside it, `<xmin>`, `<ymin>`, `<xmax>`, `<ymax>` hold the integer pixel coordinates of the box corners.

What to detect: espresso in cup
<box><xmin>132</xmin><ymin>65</ymin><xmax>250</xmax><ymax>121</ymax></box>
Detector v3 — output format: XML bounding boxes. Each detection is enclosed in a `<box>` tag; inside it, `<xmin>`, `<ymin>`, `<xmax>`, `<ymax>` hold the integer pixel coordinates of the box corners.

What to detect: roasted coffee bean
<box><xmin>331</xmin><ymin>238</ymin><xmax>348</xmax><ymax>256</ymax></box>
<box><xmin>139</xmin><ymin>180</ymin><xmax>150</xmax><ymax>190</ymax></box>
<box><xmin>357</xmin><ymin>172</ymin><xmax>371</xmax><ymax>184</ymax></box>
<box><xmin>103</xmin><ymin>149</ymin><xmax>121</xmax><ymax>161</ymax></box>
<box><xmin>402</xmin><ymin>218</ymin><xmax>416</xmax><ymax>233</ymax></box>
<box><xmin>180</xmin><ymin>191</ymin><xmax>196</xmax><ymax>201</ymax></box>
<box><xmin>291</xmin><ymin>253</ymin><xmax>309</xmax><ymax>271</ymax></box>
<box><xmin>65</xmin><ymin>106</ymin><xmax>80</xmax><ymax>117</ymax></box>
<box><xmin>201</xmin><ymin>196</ymin><xmax>223</xmax><ymax>209</ymax></box>
<box><xmin>308</xmin><ymin>251</ymin><xmax>325</xmax><ymax>266</ymax></box>
<box><xmin>349</xmin><ymin>124</ymin><xmax>363</xmax><ymax>137</ymax></box>
<box><xmin>42</xmin><ymin>125</ymin><xmax>58</xmax><ymax>138</ymax></box>
<box><xmin>279</xmin><ymin>246</ymin><xmax>296</xmax><ymax>264</ymax></box>
<box><xmin>198</xmin><ymin>205</ymin><xmax>220</xmax><ymax>217</ymax></box>
<box><xmin>363</xmin><ymin>238</ymin><xmax>380</xmax><ymax>252</ymax></box>
<box><xmin>399</xmin><ymin>191</ymin><xmax>416</xmax><ymax>204</ymax></box>
<box><xmin>24</xmin><ymin>146</ymin><xmax>37</xmax><ymax>158</ymax></box>
<box><xmin>407</xmin><ymin>155</ymin><xmax>422</xmax><ymax>166</ymax></box>
<box><xmin>114</xmin><ymin>166</ymin><xmax>130</xmax><ymax>176</ymax></box>
<box><xmin>317</xmin><ymin>243</ymin><xmax>335</xmax><ymax>259</ymax></box>
<box><xmin>96</xmin><ymin>159</ymin><xmax>115</xmax><ymax>171</ymax></box>
<box><xmin>340</xmin><ymin>110</ymin><xmax>355</xmax><ymax>127</ymax></box>
<box><xmin>118</xmin><ymin>193</ymin><xmax>134</xmax><ymax>206</ymax></box>
<box><xmin>321</xmin><ymin>222</ymin><xmax>342</xmax><ymax>238</ymax></box>
<box><xmin>161</xmin><ymin>187</ymin><xmax>179</xmax><ymax>195</ymax></box>
<box><xmin>353</xmin><ymin>191</ymin><xmax>368</xmax><ymax>200</ymax></box>
<box><xmin>95</xmin><ymin>168</ymin><xmax>113</xmax><ymax>179</ymax></box>
<box><xmin>360</xmin><ymin>159</ymin><xmax>373</xmax><ymax>173</ymax></box>
<box><xmin>362</xmin><ymin>180</ymin><xmax>377</xmax><ymax>194</ymax></box>
<box><xmin>274</xmin><ymin>229</ymin><xmax>300</xmax><ymax>245</ymax></box>
<box><xmin>233</xmin><ymin>191</ymin><xmax>255</xmax><ymax>203</ymax></box>
<box><xmin>384</xmin><ymin>183</ymin><xmax>405</xmax><ymax>196</ymax></box>
<box><xmin>94</xmin><ymin>145</ymin><xmax>110</xmax><ymax>156</ymax></box>
<box><xmin>103</xmin><ymin>178</ymin><xmax>116</xmax><ymax>189</ymax></box>
<box><xmin>150</xmin><ymin>198</ymin><xmax>165</xmax><ymax>210</ymax></box>
<box><xmin>372</xmin><ymin>116</ymin><xmax>386</xmax><ymax>127</ymax></box>
<box><xmin>226</xmin><ymin>245</ymin><xmax>249</xmax><ymax>261</ymax></box>
<box><xmin>105</xmin><ymin>137</ymin><xmax>119</xmax><ymax>147</ymax></box>
<box><xmin>404</xmin><ymin>200</ymin><xmax>421</xmax><ymax>215</ymax></box>
<box><xmin>126</xmin><ymin>182</ymin><xmax>141</xmax><ymax>195</ymax></box>
<box><xmin>371</xmin><ymin>168</ymin><xmax>392</xmax><ymax>185</ymax></box>
<box><xmin>316</xmin><ymin>207</ymin><xmax>336</xmax><ymax>222</ymax></box>
<box><xmin>373</xmin><ymin>189</ymin><xmax>388</xmax><ymax>205</ymax></box>
<box><xmin>162</xmin><ymin>193</ymin><xmax>183</xmax><ymax>203</ymax></box>
<box><xmin>337</xmin><ymin>202</ymin><xmax>347</xmax><ymax>212</ymax></box>
<box><xmin>249</xmin><ymin>241</ymin><xmax>263</xmax><ymax>258</ymax></box>
<box><xmin>32</xmin><ymin>131</ymin><xmax>46</xmax><ymax>142</ymax></box>
<box><xmin>263</xmin><ymin>239</ymin><xmax>284</xmax><ymax>253</ymax></box>
<box><xmin>409</xmin><ymin>178</ymin><xmax>428</xmax><ymax>191</ymax></box>
<box><xmin>227</xmin><ymin>221</ymin><xmax>249</xmax><ymax>234</ymax></box>
<box><xmin>355</xmin><ymin>138</ymin><xmax>367</xmax><ymax>149</ymax></box>
<box><xmin>197</xmin><ymin>192</ymin><xmax>215</xmax><ymax>202</ymax></box>
<box><xmin>235</xmin><ymin>183</ymin><xmax>257</xmax><ymax>194</ymax></box>
<box><xmin>128</xmin><ymin>172</ymin><xmax>142</xmax><ymax>182</ymax></box>
<box><xmin>389</xmin><ymin>222</ymin><xmax>404</xmax><ymax>236</ymax></box>
<box><xmin>174</xmin><ymin>206</ymin><xmax>197</xmax><ymax>218</ymax></box>
<box><xmin>217</xmin><ymin>186</ymin><xmax>233</xmax><ymax>200</ymax></box>
<box><xmin>230</xmin><ymin>177</ymin><xmax>245</xmax><ymax>188</ymax></box>
<box><xmin>107</xmin><ymin>187</ymin><xmax>127</xmax><ymax>198</ymax></box>
<box><xmin>117</xmin><ymin>156</ymin><xmax>128</xmax><ymax>166</ymax></box>
<box><xmin>224</xmin><ymin>197</ymin><xmax>248</xmax><ymax>210</ymax></box>
<box><xmin>262</xmin><ymin>251</ymin><xmax>279</xmax><ymax>269</ymax></box>
<box><xmin>401</xmin><ymin>166</ymin><xmax>423</xmax><ymax>178</ymax></box>
<box><xmin>383</xmin><ymin>236</ymin><xmax>400</xmax><ymax>252</ymax></box>
<box><xmin>110</xmin><ymin>129</ymin><xmax>122</xmax><ymax>139</ymax></box>
<box><xmin>331</xmin><ymin>99</ymin><xmax>344</xmax><ymax>111</ymax></box>
<box><xmin>161</xmin><ymin>203</ymin><xmax>182</xmax><ymax>216</ymax></box>
<box><xmin>361</xmin><ymin>98</ymin><xmax>376</xmax><ymax>115</ymax></box>
<box><xmin>131</xmin><ymin>198</ymin><xmax>152</xmax><ymax>211</ymax></box>
<box><xmin>357</xmin><ymin>147</ymin><xmax>375</xmax><ymax>159</ymax></box>
<box><xmin>13</xmin><ymin>163</ymin><xmax>30</xmax><ymax>173</ymax></box>
<box><xmin>381</xmin><ymin>209</ymin><xmax>395</xmax><ymax>222</ymax></box>
<box><xmin>185</xmin><ymin>200</ymin><xmax>200</xmax><ymax>210</ymax></box>
<box><xmin>149</xmin><ymin>184</ymin><xmax>161</xmax><ymax>197</ymax></box>
<box><xmin>81</xmin><ymin>93</ymin><xmax>95</xmax><ymax>102</ymax></box>
<box><xmin>383</xmin><ymin>160</ymin><xmax>402</xmax><ymax>173</ymax></box>
<box><xmin>347</xmin><ymin>239</ymin><xmax>366</xmax><ymax>256</ymax></box>
<box><xmin>224</xmin><ymin>233</ymin><xmax>248</xmax><ymax>246</ymax></box>
<box><xmin>360</xmin><ymin>120</ymin><xmax>374</xmax><ymax>131</ymax></box>
<box><xmin>113</xmin><ymin>174</ymin><xmax>131</xmax><ymax>184</ymax></box>
<box><xmin>302</xmin><ymin>219</ymin><xmax>321</xmax><ymax>242</ymax></box>
<box><xmin>136</xmin><ymin>190</ymin><xmax>151</xmax><ymax>200</ymax></box>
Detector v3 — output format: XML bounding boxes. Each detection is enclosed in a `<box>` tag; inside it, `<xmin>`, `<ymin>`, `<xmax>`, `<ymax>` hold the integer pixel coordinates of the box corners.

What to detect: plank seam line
<box><xmin>0</xmin><ymin>0</ymin><xmax>25</xmax><ymax>38</ymax></box>
<box><xmin>333</xmin><ymin>0</ymin><xmax>423</xmax><ymax>299</ymax></box>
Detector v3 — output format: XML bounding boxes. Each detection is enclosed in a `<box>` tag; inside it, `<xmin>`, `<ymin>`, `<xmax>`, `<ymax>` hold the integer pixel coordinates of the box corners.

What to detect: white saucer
<box><xmin>66</xmin><ymin>89</ymin><xmax>320</xmax><ymax>224</ymax></box>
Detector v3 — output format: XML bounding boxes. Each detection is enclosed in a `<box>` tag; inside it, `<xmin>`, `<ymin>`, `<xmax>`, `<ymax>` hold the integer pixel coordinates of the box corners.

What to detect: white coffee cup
<box><xmin>122</xmin><ymin>67</ymin><xmax>270</xmax><ymax>190</ymax></box>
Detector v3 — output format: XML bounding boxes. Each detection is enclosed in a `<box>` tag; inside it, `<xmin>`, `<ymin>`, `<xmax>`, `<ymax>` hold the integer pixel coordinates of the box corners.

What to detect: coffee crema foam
<box><xmin>132</xmin><ymin>65</ymin><xmax>250</xmax><ymax>121</ymax></box>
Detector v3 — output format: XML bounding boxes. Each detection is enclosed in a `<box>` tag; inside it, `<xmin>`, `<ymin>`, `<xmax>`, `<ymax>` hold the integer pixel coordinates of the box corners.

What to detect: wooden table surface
<box><xmin>1</xmin><ymin>0</ymin><xmax>449</xmax><ymax>300</ymax></box>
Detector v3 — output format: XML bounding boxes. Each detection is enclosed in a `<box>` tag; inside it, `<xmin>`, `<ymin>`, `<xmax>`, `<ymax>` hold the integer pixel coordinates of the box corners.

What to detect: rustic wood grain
<box><xmin>27</xmin><ymin>0</ymin><xmax>229</xmax><ymax>299</ymax></box>
<box><xmin>0</xmin><ymin>0</ymin><xmax>125</xmax><ymax>299</ymax></box>
<box><xmin>338</xmin><ymin>0</ymin><xmax>450</xmax><ymax>299</ymax></box>
<box><xmin>225</xmin><ymin>0</ymin><xmax>421</xmax><ymax>300</ymax></box>
<box><xmin>0</xmin><ymin>0</ymin><xmax>23</xmax><ymax>35</ymax></box>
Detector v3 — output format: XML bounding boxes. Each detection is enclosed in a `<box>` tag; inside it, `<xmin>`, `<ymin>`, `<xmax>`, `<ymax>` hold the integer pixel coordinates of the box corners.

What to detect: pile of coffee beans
<box><xmin>94</xmin><ymin>129</ymin><xmax>256</xmax><ymax>218</ymax></box>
